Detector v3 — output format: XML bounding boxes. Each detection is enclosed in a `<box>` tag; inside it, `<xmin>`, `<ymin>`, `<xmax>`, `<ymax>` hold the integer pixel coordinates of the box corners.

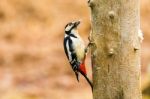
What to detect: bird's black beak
<box><xmin>74</xmin><ymin>20</ymin><xmax>81</xmax><ymax>27</ymax></box>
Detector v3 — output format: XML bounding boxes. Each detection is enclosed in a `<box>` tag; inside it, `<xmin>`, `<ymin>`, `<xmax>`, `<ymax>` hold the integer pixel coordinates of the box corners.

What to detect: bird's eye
<box><xmin>68</xmin><ymin>23</ymin><xmax>72</xmax><ymax>26</ymax></box>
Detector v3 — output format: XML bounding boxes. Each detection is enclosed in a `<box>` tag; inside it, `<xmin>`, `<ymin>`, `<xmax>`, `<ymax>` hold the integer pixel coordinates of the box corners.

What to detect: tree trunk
<box><xmin>89</xmin><ymin>0</ymin><xmax>142</xmax><ymax>99</ymax></box>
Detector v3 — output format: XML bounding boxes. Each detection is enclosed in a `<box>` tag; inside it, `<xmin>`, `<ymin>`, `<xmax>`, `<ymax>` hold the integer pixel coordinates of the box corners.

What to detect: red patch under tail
<box><xmin>79</xmin><ymin>61</ymin><xmax>87</xmax><ymax>75</ymax></box>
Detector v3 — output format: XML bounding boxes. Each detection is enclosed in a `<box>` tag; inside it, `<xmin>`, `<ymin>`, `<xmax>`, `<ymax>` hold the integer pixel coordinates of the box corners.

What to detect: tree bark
<box><xmin>89</xmin><ymin>0</ymin><xmax>142</xmax><ymax>99</ymax></box>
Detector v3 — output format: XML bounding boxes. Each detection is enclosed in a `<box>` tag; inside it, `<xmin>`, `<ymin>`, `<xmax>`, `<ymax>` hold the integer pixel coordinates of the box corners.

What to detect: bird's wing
<box><xmin>64</xmin><ymin>37</ymin><xmax>70</xmax><ymax>60</ymax></box>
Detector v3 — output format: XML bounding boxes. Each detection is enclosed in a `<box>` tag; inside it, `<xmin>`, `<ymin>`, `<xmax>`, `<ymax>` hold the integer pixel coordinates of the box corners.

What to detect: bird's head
<box><xmin>65</xmin><ymin>20</ymin><xmax>81</xmax><ymax>34</ymax></box>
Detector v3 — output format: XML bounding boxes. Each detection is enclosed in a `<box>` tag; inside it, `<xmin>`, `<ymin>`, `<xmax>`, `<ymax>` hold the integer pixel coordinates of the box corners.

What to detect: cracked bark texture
<box><xmin>89</xmin><ymin>0</ymin><xmax>142</xmax><ymax>99</ymax></box>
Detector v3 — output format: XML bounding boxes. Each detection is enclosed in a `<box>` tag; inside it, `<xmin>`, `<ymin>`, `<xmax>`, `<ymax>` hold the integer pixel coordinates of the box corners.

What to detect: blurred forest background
<box><xmin>0</xmin><ymin>0</ymin><xmax>149</xmax><ymax>99</ymax></box>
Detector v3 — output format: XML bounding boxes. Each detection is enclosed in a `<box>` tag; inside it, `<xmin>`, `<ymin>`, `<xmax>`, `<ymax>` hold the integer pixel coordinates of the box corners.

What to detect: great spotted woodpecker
<box><xmin>63</xmin><ymin>20</ymin><xmax>93</xmax><ymax>90</ymax></box>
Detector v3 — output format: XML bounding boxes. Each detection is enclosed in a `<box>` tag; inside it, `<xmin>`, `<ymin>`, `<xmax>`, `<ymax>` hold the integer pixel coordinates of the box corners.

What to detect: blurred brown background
<box><xmin>0</xmin><ymin>0</ymin><xmax>149</xmax><ymax>99</ymax></box>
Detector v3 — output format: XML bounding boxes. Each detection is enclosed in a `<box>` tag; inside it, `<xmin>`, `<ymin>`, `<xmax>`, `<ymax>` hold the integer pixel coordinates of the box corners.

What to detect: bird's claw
<box><xmin>88</xmin><ymin>36</ymin><xmax>94</xmax><ymax>46</ymax></box>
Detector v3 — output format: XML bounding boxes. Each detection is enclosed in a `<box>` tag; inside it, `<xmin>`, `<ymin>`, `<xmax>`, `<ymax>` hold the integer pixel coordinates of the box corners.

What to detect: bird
<box><xmin>63</xmin><ymin>20</ymin><xmax>93</xmax><ymax>90</ymax></box>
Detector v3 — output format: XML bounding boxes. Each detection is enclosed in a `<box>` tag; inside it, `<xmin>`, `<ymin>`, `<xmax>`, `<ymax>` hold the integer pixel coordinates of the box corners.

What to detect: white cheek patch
<box><xmin>65</xmin><ymin>25</ymin><xmax>72</xmax><ymax>31</ymax></box>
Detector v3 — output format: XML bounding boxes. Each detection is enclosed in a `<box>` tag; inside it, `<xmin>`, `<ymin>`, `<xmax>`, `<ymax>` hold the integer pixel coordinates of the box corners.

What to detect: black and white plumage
<box><xmin>63</xmin><ymin>20</ymin><xmax>93</xmax><ymax>90</ymax></box>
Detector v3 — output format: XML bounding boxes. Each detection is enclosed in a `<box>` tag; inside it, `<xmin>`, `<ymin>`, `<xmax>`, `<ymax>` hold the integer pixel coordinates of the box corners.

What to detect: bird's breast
<box><xmin>71</xmin><ymin>37</ymin><xmax>85</xmax><ymax>62</ymax></box>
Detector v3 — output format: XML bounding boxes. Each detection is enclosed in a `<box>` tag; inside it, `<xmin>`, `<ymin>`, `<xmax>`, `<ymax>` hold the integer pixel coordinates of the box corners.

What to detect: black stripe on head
<box><xmin>65</xmin><ymin>22</ymin><xmax>72</xmax><ymax>29</ymax></box>
<box><xmin>65</xmin><ymin>22</ymin><xmax>74</xmax><ymax>35</ymax></box>
<box><xmin>65</xmin><ymin>21</ymin><xmax>80</xmax><ymax>35</ymax></box>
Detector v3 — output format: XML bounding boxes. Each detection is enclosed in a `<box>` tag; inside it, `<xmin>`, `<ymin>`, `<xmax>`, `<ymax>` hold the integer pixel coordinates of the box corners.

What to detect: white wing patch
<box><xmin>66</xmin><ymin>40</ymin><xmax>72</xmax><ymax>62</ymax></box>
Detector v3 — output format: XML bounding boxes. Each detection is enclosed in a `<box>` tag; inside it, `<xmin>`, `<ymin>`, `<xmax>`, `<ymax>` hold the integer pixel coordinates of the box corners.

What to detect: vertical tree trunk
<box><xmin>89</xmin><ymin>0</ymin><xmax>142</xmax><ymax>99</ymax></box>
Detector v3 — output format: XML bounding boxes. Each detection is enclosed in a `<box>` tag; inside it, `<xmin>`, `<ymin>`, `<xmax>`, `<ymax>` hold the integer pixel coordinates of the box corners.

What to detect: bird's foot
<box><xmin>85</xmin><ymin>36</ymin><xmax>94</xmax><ymax>53</ymax></box>
<box><xmin>88</xmin><ymin>0</ymin><xmax>94</xmax><ymax>8</ymax></box>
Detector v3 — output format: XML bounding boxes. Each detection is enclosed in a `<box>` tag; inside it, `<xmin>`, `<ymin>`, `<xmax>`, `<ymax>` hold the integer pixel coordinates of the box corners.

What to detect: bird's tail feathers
<box><xmin>79</xmin><ymin>69</ymin><xmax>93</xmax><ymax>91</ymax></box>
<box><xmin>75</xmin><ymin>71</ymin><xmax>79</xmax><ymax>82</ymax></box>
